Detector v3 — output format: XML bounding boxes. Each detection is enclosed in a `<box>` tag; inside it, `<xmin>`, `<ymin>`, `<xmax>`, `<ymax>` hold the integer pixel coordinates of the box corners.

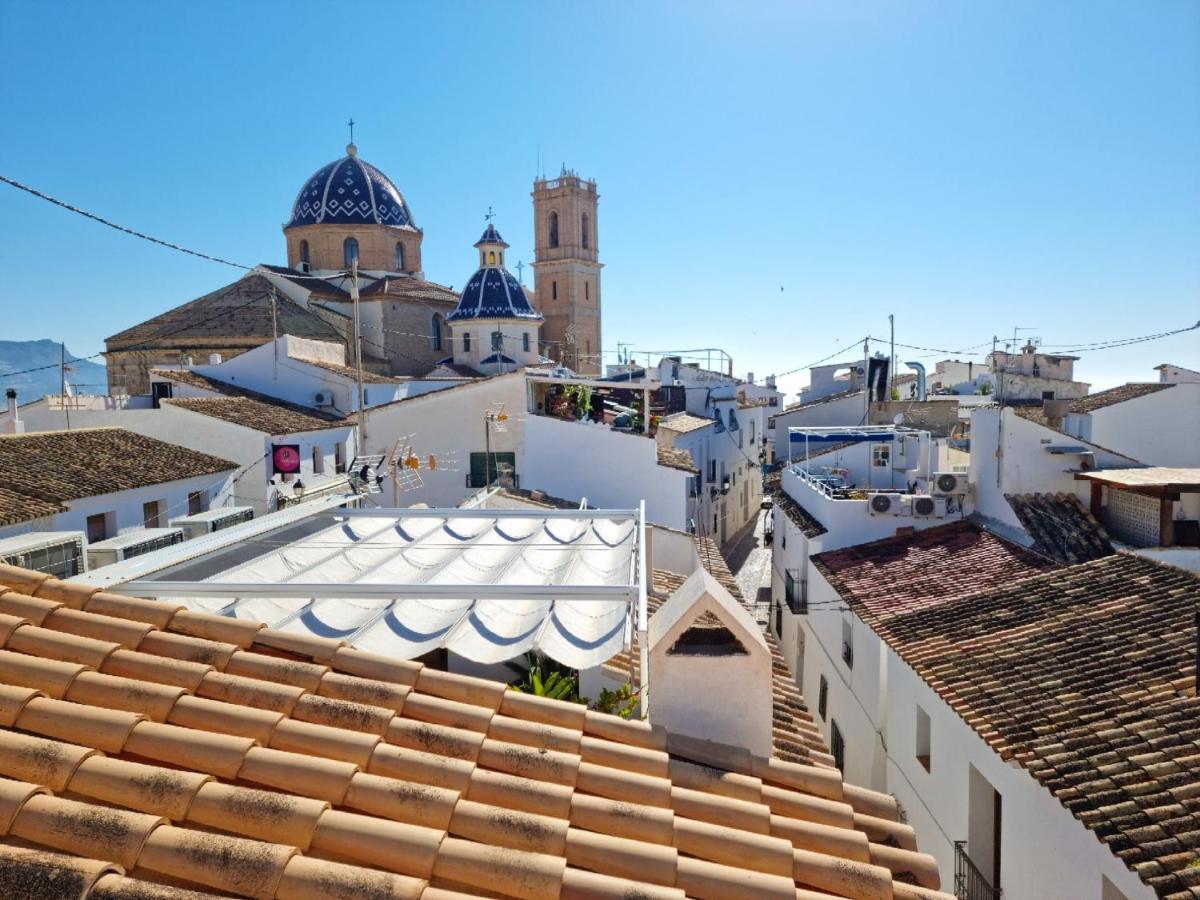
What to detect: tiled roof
<box><xmin>1072</xmin><ymin>382</ymin><xmax>1175</xmax><ymax>414</ymax></box>
<box><xmin>764</xmin><ymin>472</ymin><xmax>827</xmax><ymax>539</ymax></box>
<box><xmin>258</xmin><ymin>265</ymin><xmax>352</xmax><ymax>300</ymax></box>
<box><xmin>878</xmin><ymin>554</ymin><xmax>1200</xmax><ymax>898</ymax></box>
<box><xmin>106</xmin><ymin>274</ymin><xmax>344</xmax><ymax>347</ymax></box>
<box><xmin>0</xmin><ymin>562</ymin><xmax>952</xmax><ymax>899</ymax></box>
<box><xmin>359</xmin><ymin>277</ymin><xmax>459</xmax><ymax>305</ymax></box>
<box><xmin>1078</xmin><ymin>468</ymin><xmax>1200</xmax><ymax>491</ymax></box>
<box><xmin>0</xmin><ymin>429</ymin><xmax>239</xmax><ymax>527</ymax></box>
<box><xmin>151</xmin><ymin>369</ymin><xmax>240</xmax><ymax>394</ymax></box>
<box><xmin>657</xmin><ymin>413</ymin><xmax>714</xmax><ymax>435</ymax></box>
<box><xmin>656</xmin><ymin>446</ymin><xmax>698</xmax><ymax>474</ymax></box>
<box><xmin>1006</xmin><ymin>492</ymin><xmax>1115</xmax><ymax>564</ymax></box>
<box><xmin>164</xmin><ymin>396</ymin><xmax>350</xmax><ymax>435</ymax></box>
<box><xmin>811</xmin><ymin>521</ymin><xmax>1057</xmax><ymax>629</ymax></box>
<box><xmin>295</xmin><ymin>357</ymin><xmax>405</xmax><ymax>384</ymax></box>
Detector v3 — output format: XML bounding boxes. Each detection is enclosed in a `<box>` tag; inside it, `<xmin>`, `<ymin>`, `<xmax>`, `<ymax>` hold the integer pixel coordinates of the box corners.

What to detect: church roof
<box><xmin>476</xmin><ymin>223</ymin><xmax>508</xmax><ymax>247</ymax></box>
<box><xmin>286</xmin><ymin>146</ymin><xmax>415</xmax><ymax>229</ymax></box>
<box><xmin>105</xmin><ymin>273</ymin><xmax>343</xmax><ymax>348</ymax></box>
<box><xmin>448</xmin><ymin>267</ymin><xmax>542</xmax><ymax>323</ymax></box>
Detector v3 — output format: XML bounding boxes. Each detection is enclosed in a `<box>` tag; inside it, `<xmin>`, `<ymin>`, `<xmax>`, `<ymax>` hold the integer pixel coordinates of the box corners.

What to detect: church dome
<box><xmin>449</xmin><ymin>267</ymin><xmax>542</xmax><ymax>322</ymax></box>
<box><xmin>287</xmin><ymin>145</ymin><xmax>415</xmax><ymax>229</ymax></box>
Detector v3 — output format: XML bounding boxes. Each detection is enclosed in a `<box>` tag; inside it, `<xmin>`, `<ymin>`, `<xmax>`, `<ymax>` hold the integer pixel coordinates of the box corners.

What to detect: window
<box><xmin>785</xmin><ymin>570</ymin><xmax>806</xmax><ymax>614</ymax></box>
<box><xmin>749</xmin><ymin>419</ymin><xmax>755</xmax><ymax>443</ymax></box>
<box><xmin>312</xmin><ymin>446</ymin><xmax>325</xmax><ymax>476</ymax></box>
<box><xmin>187</xmin><ymin>491</ymin><xmax>206</xmax><ymax>516</ymax></box>
<box><xmin>818</xmin><ymin>675</ymin><xmax>828</xmax><ymax>720</ymax></box>
<box><xmin>299</xmin><ymin>240</ymin><xmax>310</xmax><ymax>267</ymax></box>
<box><xmin>142</xmin><ymin>500</ymin><xmax>163</xmax><ymax>529</ymax></box>
<box><xmin>1042</xmin><ymin>390</ymin><xmax>1055</xmax><ymax>400</ymax></box>
<box><xmin>581</xmin><ymin>212</ymin><xmax>589</xmax><ymax>249</ymax></box>
<box><xmin>335</xmin><ymin>442</ymin><xmax>346</xmax><ymax>474</ymax></box>
<box><xmin>549</xmin><ymin>211</ymin><xmax>559</xmax><ymax>247</ymax></box>
<box><xmin>831</xmin><ymin>722</ymin><xmax>845</xmax><ymax>772</ymax></box>
<box><xmin>431</xmin><ymin>315</ymin><xmax>443</xmax><ymax>351</ymax></box>
<box><xmin>708</xmin><ymin>459</ymin><xmax>716</xmax><ymax>483</ymax></box>
<box><xmin>86</xmin><ymin>514</ymin><xmax>108</xmax><ymax>544</ymax></box>
<box><xmin>468</xmin><ymin>452</ymin><xmax>517</xmax><ymax>488</ymax></box>
<box><xmin>463</xmin><ymin>332</ymin><xmax>471</xmax><ymax>352</ymax></box>
<box><xmin>343</xmin><ymin>237</ymin><xmax>359</xmax><ymax>267</ymax></box>
<box><xmin>523</xmin><ymin>333</ymin><xmax>530</xmax><ymax>353</ymax></box>
<box><xmin>552</xmin><ymin>281</ymin><xmax>557</xmax><ymax>301</ymax></box>
<box><xmin>488</xmin><ymin>251</ymin><xmax>496</xmax><ymax>265</ymax></box>
<box><xmin>491</xmin><ymin>331</ymin><xmax>503</xmax><ymax>351</ymax></box>
<box><xmin>872</xmin><ymin>444</ymin><xmax>890</xmax><ymax>468</ymax></box>
<box><xmin>916</xmin><ymin>705</ymin><xmax>931</xmax><ymax>771</ymax></box>
<box><xmin>841</xmin><ymin>618</ymin><xmax>854</xmax><ymax>668</ymax></box>
<box><xmin>585</xmin><ymin>282</ymin><xmax>589</xmax><ymax>301</ymax></box>
<box><xmin>395</xmin><ymin>242</ymin><xmax>404</xmax><ymax>270</ymax></box>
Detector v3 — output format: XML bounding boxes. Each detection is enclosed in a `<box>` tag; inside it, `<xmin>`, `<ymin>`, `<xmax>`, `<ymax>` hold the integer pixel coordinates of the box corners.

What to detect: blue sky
<box><xmin>1</xmin><ymin>1</ymin><xmax>1196</xmax><ymax>395</ymax></box>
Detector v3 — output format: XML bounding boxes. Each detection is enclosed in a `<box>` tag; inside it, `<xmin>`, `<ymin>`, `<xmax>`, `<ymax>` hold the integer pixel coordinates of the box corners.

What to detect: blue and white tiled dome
<box><xmin>449</xmin><ymin>268</ymin><xmax>542</xmax><ymax>322</ymax></box>
<box><xmin>449</xmin><ymin>225</ymin><xmax>542</xmax><ymax>322</ymax></box>
<box><xmin>287</xmin><ymin>145</ymin><xmax>415</xmax><ymax>228</ymax></box>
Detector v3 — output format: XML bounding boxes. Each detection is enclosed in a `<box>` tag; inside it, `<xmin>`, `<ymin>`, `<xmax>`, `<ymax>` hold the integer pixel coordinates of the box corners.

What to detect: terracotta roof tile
<box><xmin>0</xmin><ymin>562</ymin><xmax>954</xmax><ymax>899</ymax></box>
<box><xmin>1072</xmin><ymin>382</ymin><xmax>1175</xmax><ymax>413</ymax></box>
<box><xmin>658</xmin><ymin>413</ymin><xmax>715</xmax><ymax>434</ymax></box>
<box><xmin>0</xmin><ymin>429</ymin><xmax>239</xmax><ymax>528</ymax></box>
<box><xmin>871</xmin><ymin>553</ymin><xmax>1200</xmax><ymax>897</ymax></box>
<box><xmin>1006</xmin><ymin>492</ymin><xmax>1115</xmax><ymax>564</ymax></box>
<box><xmin>765</xmin><ymin>470</ymin><xmax>827</xmax><ymax>538</ymax></box>
<box><xmin>656</xmin><ymin>445</ymin><xmax>698</xmax><ymax>473</ymax></box>
<box><xmin>163</xmin><ymin>395</ymin><xmax>349</xmax><ymax>435</ymax></box>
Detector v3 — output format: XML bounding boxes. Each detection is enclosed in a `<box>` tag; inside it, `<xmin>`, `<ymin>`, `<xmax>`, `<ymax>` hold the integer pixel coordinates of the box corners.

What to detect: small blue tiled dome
<box><xmin>287</xmin><ymin>145</ymin><xmax>414</xmax><ymax>228</ymax></box>
<box><xmin>449</xmin><ymin>267</ymin><xmax>542</xmax><ymax>322</ymax></box>
<box><xmin>476</xmin><ymin>224</ymin><xmax>508</xmax><ymax>247</ymax></box>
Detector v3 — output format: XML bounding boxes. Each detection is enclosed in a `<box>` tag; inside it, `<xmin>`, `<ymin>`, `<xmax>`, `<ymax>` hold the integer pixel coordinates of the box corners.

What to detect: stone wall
<box><xmin>284</xmin><ymin>222</ymin><xmax>423</xmax><ymax>275</ymax></box>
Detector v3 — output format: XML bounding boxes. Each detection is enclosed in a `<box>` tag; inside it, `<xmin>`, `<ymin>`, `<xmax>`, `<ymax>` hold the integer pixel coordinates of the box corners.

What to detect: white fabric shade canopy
<box><xmin>141</xmin><ymin>509</ymin><xmax>642</xmax><ymax>670</ymax></box>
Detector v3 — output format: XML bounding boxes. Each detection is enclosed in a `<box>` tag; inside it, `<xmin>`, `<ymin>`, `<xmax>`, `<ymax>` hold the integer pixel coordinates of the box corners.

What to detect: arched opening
<box><xmin>488</xmin><ymin>251</ymin><xmax>496</xmax><ymax>265</ymax></box>
<box><xmin>395</xmin><ymin>242</ymin><xmax>405</xmax><ymax>271</ymax></box>
<box><xmin>581</xmin><ymin>213</ymin><xmax>589</xmax><ymax>250</ymax></box>
<box><xmin>431</xmin><ymin>314</ymin><xmax>443</xmax><ymax>351</ymax></box>
<box><xmin>552</xmin><ymin>281</ymin><xmax>558</xmax><ymax>301</ymax></box>
<box><xmin>585</xmin><ymin>282</ymin><xmax>589</xmax><ymax>301</ymax></box>
<box><xmin>299</xmin><ymin>240</ymin><xmax>310</xmax><ymax>268</ymax></box>
<box><xmin>523</xmin><ymin>333</ymin><xmax>530</xmax><ymax>353</ymax></box>
<box><xmin>463</xmin><ymin>332</ymin><xmax>471</xmax><ymax>352</ymax></box>
<box><xmin>548</xmin><ymin>211</ymin><xmax>559</xmax><ymax>248</ymax></box>
<box><xmin>343</xmin><ymin>237</ymin><xmax>359</xmax><ymax>268</ymax></box>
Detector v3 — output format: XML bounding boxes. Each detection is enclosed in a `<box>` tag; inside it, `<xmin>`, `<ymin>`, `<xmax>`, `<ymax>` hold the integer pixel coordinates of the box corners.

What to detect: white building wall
<box><xmin>0</xmin><ymin>471</ymin><xmax>236</xmax><ymax>544</ymax></box>
<box><xmin>886</xmin><ymin>654</ymin><xmax>1156</xmax><ymax>900</ymax></box>
<box><xmin>1077</xmin><ymin>384</ymin><xmax>1200</xmax><ymax>468</ymax></box>
<box><xmin>770</xmin><ymin>392</ymin><xmax>866</xmax><ymax>456</ymax></box>
<box><xmin>524</xmin><ymin>415</ymin><xmax>690</xmax><ymax>529</ymax></box>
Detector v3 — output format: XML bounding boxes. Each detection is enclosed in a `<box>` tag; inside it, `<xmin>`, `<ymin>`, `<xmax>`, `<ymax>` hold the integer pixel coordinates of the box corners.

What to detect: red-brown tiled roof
<box><xmin>0</xmin><ymin>562</ymin><xmax>952</xmax><ymax>899</ymax></box>
<box><xmin>656</xmin><ymin>446</ymin><xmax>698</xmax><ymax>474</ymax></box>
<box><xmin>878</xmin><ymin>554</ymin><xmax>1200</xmax><ymax>898</ymax></box>
<box><xmin>764</xmin><ymin>471</ymin><xmax>827</xmax><ymax>539</ymax></box>
<box><xmin>658</xmin><ymin>413</ymin><xmax>714</xmax><ymax>435</ymax></box>
<box><xmin>1071</xmin><ymin>382</ymin><xmax>1174</xmax><ymax>414</ymax></box>
<box><xmin>1006</xmin><ymin>492</ymin><xmax>1115</xmax><ymax>565</ymax></box>
<box><xmin>811</xmin><ymin>521</ymin><xmax>1057</xmax><ymax>628</ymax></box>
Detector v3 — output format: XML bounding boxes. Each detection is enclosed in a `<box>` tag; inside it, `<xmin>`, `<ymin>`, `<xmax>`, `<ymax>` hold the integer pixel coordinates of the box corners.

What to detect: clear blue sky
<box><xmin>1</xmin><ymin>1</ymin><xmax>1197</xmax><ymax>395</ymax></box>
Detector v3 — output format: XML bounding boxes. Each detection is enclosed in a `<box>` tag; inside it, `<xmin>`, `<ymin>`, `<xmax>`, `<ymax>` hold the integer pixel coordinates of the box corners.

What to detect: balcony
<box><xmin>954</xmin><ymin>842</ymin><xmax>1000</xmax><ymax>900</ymax></box>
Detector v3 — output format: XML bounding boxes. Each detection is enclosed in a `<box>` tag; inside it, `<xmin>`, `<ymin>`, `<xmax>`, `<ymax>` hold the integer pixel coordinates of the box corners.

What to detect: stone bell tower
<box><xmin>532</xmin><ymin>168</ymin><xmax>602</xmax><ymax>374</ymax></box>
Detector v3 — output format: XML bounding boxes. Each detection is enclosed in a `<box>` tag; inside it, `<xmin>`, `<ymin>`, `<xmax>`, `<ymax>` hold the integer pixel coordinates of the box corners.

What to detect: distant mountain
<box><xmin>0</xmin><ymin>340</ymin><xmax>109</xmax><ymax>401</ymax></box>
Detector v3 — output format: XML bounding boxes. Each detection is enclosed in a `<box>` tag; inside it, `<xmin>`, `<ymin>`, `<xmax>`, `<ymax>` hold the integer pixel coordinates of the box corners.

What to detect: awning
<box><xmin>789</xmin><ymin>430</ymin><xmax>897</xmax><ymax>444</ymax></box>
<box><xmin>118</xmin><ymin>508</ymin><xmax>643</xmax><ymax>670</ymax></box>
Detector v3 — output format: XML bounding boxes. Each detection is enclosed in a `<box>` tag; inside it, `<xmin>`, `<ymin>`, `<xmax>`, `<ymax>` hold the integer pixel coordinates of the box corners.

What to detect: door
<box><xmin>967</xmin><ymin>764</ymin><xmax>1002</xmax><ymax>893</ymax></box>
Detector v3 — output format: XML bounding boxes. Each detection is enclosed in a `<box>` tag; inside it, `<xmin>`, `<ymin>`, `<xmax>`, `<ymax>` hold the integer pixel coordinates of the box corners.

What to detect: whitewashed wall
<box><xmin>770</xmin><ymin>392</ymin><xmax>866</xmax><ymax>455</ymax></box>
<box><xmin>1072</xmin><ymin>383</ymin><xmax>1200</xmax><ymax>468</ymax></box>
<box><xmin>524</xmin><ymin>415</ymin><xmax>690</xmax><ymax>529</ymax></box>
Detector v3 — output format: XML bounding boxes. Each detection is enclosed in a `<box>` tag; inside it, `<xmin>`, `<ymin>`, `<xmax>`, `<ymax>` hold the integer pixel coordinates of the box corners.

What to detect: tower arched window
<box><xmin>581</xmin><ymin>213</ymin><xmax>589</xmax><ymax>250</ymax></box>
<box><xmin>431</xmin><ymin>314</ymin><xmax>443</xmax><ymax>351</ymax></box>
<box><xmin>523</xmin><ymin>333</ymin><xmax>530</xmax><ymax>353</ymax></box>
<box><xmin>463</xmin><ymin>332</ymin><xmax>471</xmax><ymax>352</ymax></box>
<box><xmin>299</xmin><ymin>240</ymin><xmax>310</xmax><ymax>268</ymax></box>
<box><xmin>488</xmin><ymin>251</ymin><xmax>496</xmax><ymax>265</ymax></box>
<box><xmin>395</xmin><ymin>242</ymin><xmax>405</xmax><ymax>271</ymax></box>
<box><xmin>343</xmin><ymin>237</ymin><xmax>359</xmax><ymax>267</ymax></box>
<box><xmin>548</xmin><ymin>212</ymin><xmax>559</xmax><ymax>248</ymax></box>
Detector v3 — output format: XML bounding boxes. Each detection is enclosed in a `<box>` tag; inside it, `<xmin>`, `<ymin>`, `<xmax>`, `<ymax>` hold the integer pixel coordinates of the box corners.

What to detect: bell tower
<box><xmin>532</xmin><ymin>168</ymin><xmax>602</xmax><ymax>374</ymax></box>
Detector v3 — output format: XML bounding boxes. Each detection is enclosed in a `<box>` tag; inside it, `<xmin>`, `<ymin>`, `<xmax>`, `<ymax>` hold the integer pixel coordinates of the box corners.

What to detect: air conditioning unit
<box><xmin>912</xmin><ymin>496</ymin><xmax>945</xmax><ymax>518</ymax></box>
<box><xmin>169</xmin><ymin>506</ymin><xmax>254</xmax><ymax>540</ymax></box>
<box><xmin>931</xmin><ymin>472</ymin><xmax>969</xmax><ymax>496</ymax></box>
<box><xmin>0</xmin><ymin>531</ymin><xmax>87</xmax><ymax>578</ymax></box>
<box><xmin>868</xmin><ymin>493</ymin><xmax>904</xmax><ymax>515</ymax></box>
<box><xmin>86</xmin><ymin>528</ymin><xmax>185</xmax><ymax>569</ymax></box>
<box><xmin>314</xmin><ymin>391</ymin><xmax>333</xmax><ymax>407</ymax></box>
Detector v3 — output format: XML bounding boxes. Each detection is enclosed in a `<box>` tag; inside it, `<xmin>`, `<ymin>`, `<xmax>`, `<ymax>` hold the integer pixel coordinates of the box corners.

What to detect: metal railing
<box><xmin>954</xmin><ymin>842</ymin><xmax>1000</xmax><ymax>900</ymax></box>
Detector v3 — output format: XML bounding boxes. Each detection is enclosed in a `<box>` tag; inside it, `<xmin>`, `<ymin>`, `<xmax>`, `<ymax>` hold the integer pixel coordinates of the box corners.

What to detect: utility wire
<box><xmin>0</xmin><ymin>174</ymin><xmax>252</xmax><ymax>270</ymax></box>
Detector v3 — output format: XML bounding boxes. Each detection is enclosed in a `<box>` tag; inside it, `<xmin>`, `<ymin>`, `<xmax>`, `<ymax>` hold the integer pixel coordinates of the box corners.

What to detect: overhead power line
<box><xmin>1</xmin><ymin>175</ymin><xmax>253</xmax><ymax>270</ymax></box>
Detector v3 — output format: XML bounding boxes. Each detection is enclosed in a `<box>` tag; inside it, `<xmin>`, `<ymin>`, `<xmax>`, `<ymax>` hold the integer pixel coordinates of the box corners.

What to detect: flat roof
<box><xmin>1076</xmin><ymin>467</ymin><xmax>1200</xmax><ymax>493</ymax></box>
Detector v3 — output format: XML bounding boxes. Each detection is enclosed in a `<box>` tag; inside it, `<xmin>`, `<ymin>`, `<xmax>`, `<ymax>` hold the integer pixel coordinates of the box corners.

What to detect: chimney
<box><xmin>209</xmin><ymin>353</ymin><xmax>223</xmax><ymax>366</ymax></box>
<box><xmin>765</xmin><ymin>374</ymin><xmax>776</xmax><ymax>390</ymax></box>
<box><xmin>1043</xmin><ymin>398</ymin><xmax>1070</xmax><ymax>428</ymax></box>
<box><xmin>2</xmin><ymin>388</ymin><xmax>23</xmax><ymax>435</ymax></box>
<box><xmin>746</xmin><ymin>371</ymin><xmax>755</xmax><ymax>385</ymax></box>
<box><xmin>647</xmin><ymin>568</ymin><xmax>773</xmax><ymax>756</ymax></box>
<box><xmin>905</xmin><ymin>361</ymin><xmax>927</xmax><ymax>401</ymax></box>
<box><xmin>183</xmin><ymin>355</ymin><xmax>195</xmax><ymax>367</ymax></box>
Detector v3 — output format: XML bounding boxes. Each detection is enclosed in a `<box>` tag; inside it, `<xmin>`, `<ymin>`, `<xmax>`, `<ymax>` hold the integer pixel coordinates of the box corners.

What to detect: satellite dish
<box><xmin>893</xmin><ymin>413</ymin><xmax>904</xmax><ymax>425</ymax></box>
